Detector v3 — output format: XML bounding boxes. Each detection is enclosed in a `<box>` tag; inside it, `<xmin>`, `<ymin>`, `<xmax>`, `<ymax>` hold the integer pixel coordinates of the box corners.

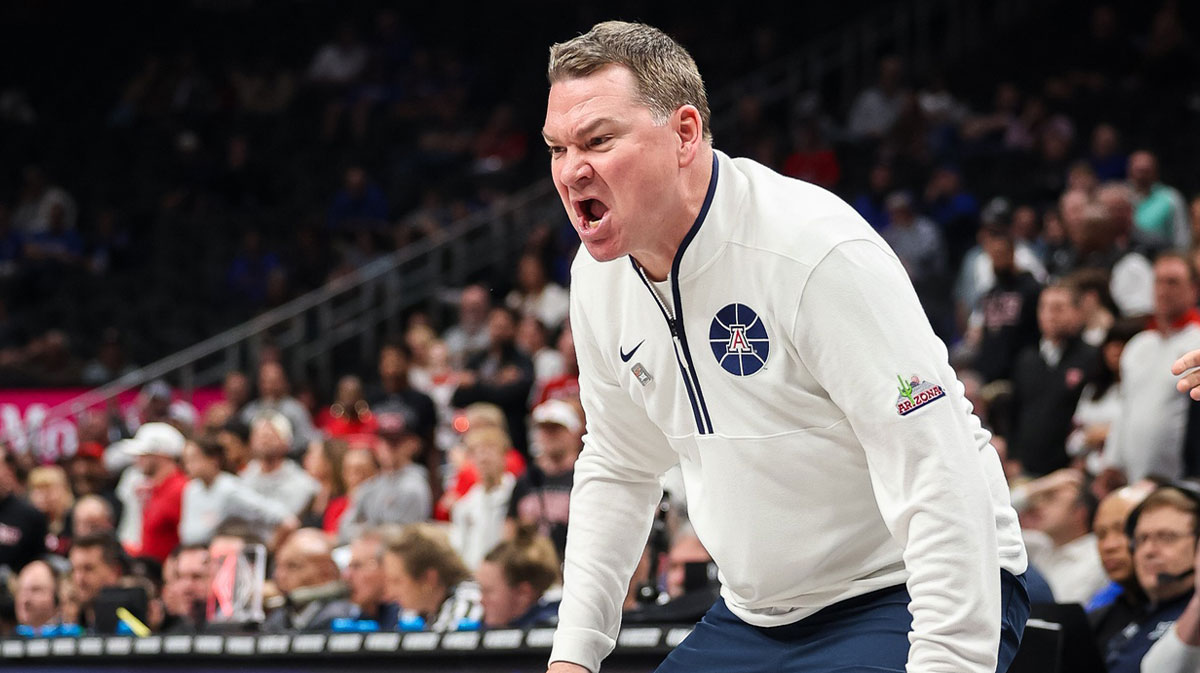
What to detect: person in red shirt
<box><xmin>125</xmin><ymin>423</ymin><xmax>189</xmax><ymax>562</ymax></box>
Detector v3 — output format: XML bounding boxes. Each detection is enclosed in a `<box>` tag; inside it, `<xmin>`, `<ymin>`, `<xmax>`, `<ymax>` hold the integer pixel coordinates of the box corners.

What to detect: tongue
<box><xmin>589</xmin><ymin>200</ymin><xmax>610</xmax><ymax>220</ymax></box>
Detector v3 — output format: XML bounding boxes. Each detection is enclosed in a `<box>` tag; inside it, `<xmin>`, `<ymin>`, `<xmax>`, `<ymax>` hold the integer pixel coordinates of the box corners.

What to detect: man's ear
<box><xmin>674</xmin><ymin>105</ymin><xmax>704</xmax><ymax>167</ymax></box>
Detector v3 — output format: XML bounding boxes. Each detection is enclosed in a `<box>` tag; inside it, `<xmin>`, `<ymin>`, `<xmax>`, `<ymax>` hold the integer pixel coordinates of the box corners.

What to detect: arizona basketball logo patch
<box><xmin>709</xmin><ymin>303</ymin><xmax>769</xmax><ymax>376</ymax></box>
<box><xmin>895</xmin><ymin>374</ymin><xmax>946</xmax><ymax>415</ymax></box>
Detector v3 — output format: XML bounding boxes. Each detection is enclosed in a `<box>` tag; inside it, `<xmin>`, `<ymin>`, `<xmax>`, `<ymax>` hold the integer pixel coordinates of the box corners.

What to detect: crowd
<box><xmin>0</xmin><ymin>0</ymin><xmax>1199</xmax><ymax>670</ymax></box>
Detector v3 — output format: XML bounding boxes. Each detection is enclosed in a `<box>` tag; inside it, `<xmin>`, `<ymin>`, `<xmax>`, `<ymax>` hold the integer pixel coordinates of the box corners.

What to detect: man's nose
<box><xmin>561</xmin><ymin>149</ymin><xmax>593</xmax><ymax>185</ymax></box>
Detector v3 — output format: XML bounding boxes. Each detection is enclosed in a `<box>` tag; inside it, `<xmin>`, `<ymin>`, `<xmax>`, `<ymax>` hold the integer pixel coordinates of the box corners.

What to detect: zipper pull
<box><xmin>667</xmin><ymin>318</ymin><xmax>678</xmax><ymax>338</ymax></box>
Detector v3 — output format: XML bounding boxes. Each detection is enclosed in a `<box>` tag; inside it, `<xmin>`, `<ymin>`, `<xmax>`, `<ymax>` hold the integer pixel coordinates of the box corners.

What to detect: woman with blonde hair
<box><xmin>382</xmin><ymin>523</ymin><xmax>482</xmax><ymax>632</ymax></box>
<box><xmin>27</xmin><ymin>465</ymin><xmax>74</xmax><ymax>555</ymax></box>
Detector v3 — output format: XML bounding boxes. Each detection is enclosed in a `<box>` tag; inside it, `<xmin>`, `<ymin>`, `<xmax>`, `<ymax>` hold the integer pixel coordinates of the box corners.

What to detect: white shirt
<box><xmin>1024</xmin><ymin>531</ymin><xmax>1109</xmax><ymax>605</ymax></box>
<box><xmin>552</xmin><ymin>151</ymin><xmax>1026</xmax><ymax>673</ymax></box>
<box><xmin>1104</xmin><ymin>321</ymin><xmax>1200</xmax><ymax>481</ymax></box>
<box><xmin>180</xmin><ymin>472</ymin><xmax>292</xmax><ymax>545</ymax></box>
<box><xmin>240</xmin><ymin>459</ymin><xmax>320</xmax><ymax>517</ymax></box>
<box><xmin>449</xmin><ymin>473</ymin><xmax>515</xmax><ymax>571</ymax></box>
<box><xmin>1142</xmin><ymin>621</ymin><xmax>1200</xmax><ymax>673</ymax></box>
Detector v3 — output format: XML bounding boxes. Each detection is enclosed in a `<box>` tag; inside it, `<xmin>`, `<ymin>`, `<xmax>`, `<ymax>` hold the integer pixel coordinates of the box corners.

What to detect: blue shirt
<box><xmin>1105</xmin><ymin>590</ymin><xmax>1193</xmax><ymax>673</ymax></box>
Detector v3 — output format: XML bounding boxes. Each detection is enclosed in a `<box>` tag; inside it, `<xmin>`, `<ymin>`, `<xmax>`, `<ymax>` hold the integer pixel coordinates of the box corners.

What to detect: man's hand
<box><xmin>547</xmin><ymin>663</ymin><xmax>590</xmax><ymax>673</ymax></box>
<box><xmin>1172</xmin><ymin>350</ymin><xmax>1200</xmax><ymax>400</ymax></box>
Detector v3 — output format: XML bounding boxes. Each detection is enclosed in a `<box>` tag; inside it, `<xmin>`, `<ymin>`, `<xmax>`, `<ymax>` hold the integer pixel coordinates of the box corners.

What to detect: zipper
<box><xmin>627</xmin><ymin>152</ymin><xmax>720</xmax><ymax>436</ymax></box>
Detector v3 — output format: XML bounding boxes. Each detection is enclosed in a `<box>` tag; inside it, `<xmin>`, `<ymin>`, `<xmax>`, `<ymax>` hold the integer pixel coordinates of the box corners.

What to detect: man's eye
<box><xmin>547</xmin><ymin>146</ymin><xmax>565</xmax><ymax>156</ymax></box>
<box><xmin>589</xmin><ymin>136</ymin><xmax>611</xmax><ymax>147</ymax></box>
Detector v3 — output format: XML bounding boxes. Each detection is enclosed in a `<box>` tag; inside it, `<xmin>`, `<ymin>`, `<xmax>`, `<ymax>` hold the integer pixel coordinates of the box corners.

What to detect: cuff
<box><xmin>549</xmin><ymin>626</ymin><xmax>616</xmax><ymax>673</ymax></box>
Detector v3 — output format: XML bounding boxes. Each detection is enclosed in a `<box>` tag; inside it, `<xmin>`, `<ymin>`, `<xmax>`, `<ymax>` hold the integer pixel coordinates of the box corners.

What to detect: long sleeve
<box><xmin>1141</xmin><ymin>621</ymin><xmax>1200</xmax><ymax>673</ymax></box>
<box><xmin>549</xmin><ymin>289</ymin><xmax>679</xmax><ymax>673</ymax></box>
<box><xmin>792</xmin><ymin>240</ymin><xmax>1007</xmax><ymax>673</ymax></box>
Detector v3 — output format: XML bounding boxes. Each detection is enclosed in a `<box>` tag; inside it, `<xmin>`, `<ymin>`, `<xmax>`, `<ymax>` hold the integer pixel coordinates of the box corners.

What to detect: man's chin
<box><xmin>581</xmin><ymin>239</ymin><xmax>623</xmax><ymax>263</ymax></box>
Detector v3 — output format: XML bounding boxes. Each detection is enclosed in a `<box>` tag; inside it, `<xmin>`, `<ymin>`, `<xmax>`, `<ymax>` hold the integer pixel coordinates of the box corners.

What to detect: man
<box><xmin>1096</xmin><ymin>182</ymin><xmax>1155</xmax><ymax>316</ymax></box>
<box><xmin>344</xmin><ymin>527</ymin><xmax>397</xmax><ymax>626</ymax></box>
<box><xmin>0</xmin><ymin>442</ymin><xmax>47</xmax><ymax>574</ymax></box>
<box><xmin>541</xmin><ymin>22</ymin><xmax>1027</xmax><ymax>673</ymax></box>
<box><xmin>14</xmin><ymin>560</ymin><xmax>60</xmax><ymax>630</ymax></box>
<box><xmin>880</xmin><ymin>191</ymin><xmax>950</xmax><ymax>338</ymax></box>
<box><xmin>337</xmin><ymin>411</ymin><xmax>431</xmax><ymax>543</ymax></box>
<box><xmin>451</xmin><ymin>306</ymin><xmax>536</xmax><ymax>455</ymax></box>
<box><xmin>123</xmin><ymin>422</ymin><xmax>189</xmax><ymax>562</ymax></box>
<box><xmin>239</xmin><ymin>361</ymin><xmax>317</xmax><ymax>452</ymax></box>
<box><xmin>368</xmin><ymin>338</ymin><xmax>439</xmax><ymax>493</ymax></box>
<box><xmin>161</xmin><ymin>544</ymin><xmax>210</xmax><ymax>632</ymax></box>
<box><xmin>68</xmin><ymin>532</ymin><xmax>125</xmax><ymax>628</ymax></box>
<box><xmin>240</xmin><ymin>411</ymin><xmax>320</xmax><ymax>517</ymax></box>
<box><xmin>1140</xmin><ymin>532</ymin><xmax>1200</xmax><ymax>673</ymax></box>
<box><xmin>70</xmin><ymin>494</ymin><xmax>116</xmax><ymax>539</ymax></box>
<box><xmin>1128</xmin><ymin>150</ymin><xmax>1189</xmax><ymax>252</ymax></box>
<box><xmin>1104</xmin><ymin>484</ymin><xmax>1199</xmax><ymax>672</ymax></box>
<box><xmin>1010</xmin><ymin>283</ymin><xmax>1098</xmax><ymax>476</ymax></box>
<box><xmin>263</xmin><ymin>528</ymin><xmax>356</xmax><ymax>632</ymax></box>
<box><xmin>1020</xmin><ymin>469</ymin><xmax>1108</xmax><ymax>604</ymax></box>
<box><xmin>508</xmin><ymin>399</ymin><xmax>582</xmax><ymax>559</ymax></box>
<box><xmin>443</xmin><ymin>284</ymin><xmax>492</xmax><ymax>368</ymax></box>
<box><xmin>1105</xmin><ymin>253</ymin><xmax>1200</xmax><ymax>482</ymax></box>
<box><xmin>1088</xmin><ymin>484</ymin><xmax>1153</xmax><ymax>653</ymax></box>
<box><xmin>968</xmin><ymin>223</ymin><xmax>1043</xmax><ymax>384</ymax></box>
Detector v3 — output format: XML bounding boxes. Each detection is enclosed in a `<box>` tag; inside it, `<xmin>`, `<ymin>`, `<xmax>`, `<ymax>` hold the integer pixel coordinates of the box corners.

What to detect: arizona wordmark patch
<box><xmin>895</xmin><ymin>374</ymin><xmax>946</xmax><ymax>415</ymax></box>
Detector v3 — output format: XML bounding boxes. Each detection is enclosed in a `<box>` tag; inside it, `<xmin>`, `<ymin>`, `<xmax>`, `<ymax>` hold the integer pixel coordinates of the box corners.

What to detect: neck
<box><xmin>539</xmin><ymin>451</ymin><xmax>576</xmax><ymax>474</ymax></box>
<box><xmin>633</xmin><ymin>145</ymin><xmax>714</xmax><ymax>282</ymax></box>
<box><xmin>1049</xmin><ymin>526</ymin><xmax>1086</xmax><ymax>548</ymax></box>
<box><xmin>482</xmin><ymin>473</ymin><xmax>502</xmax><ymax>490</ymax></box>
<box><xmin>259</xmin><ymin>455</ymin><xmax>284</xmax><ymax>472</ymax></box>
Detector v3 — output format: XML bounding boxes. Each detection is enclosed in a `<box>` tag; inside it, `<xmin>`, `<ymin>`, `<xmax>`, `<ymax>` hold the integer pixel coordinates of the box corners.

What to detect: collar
<box><xmin>1147</xmin><ymin>308</ymin><xmax>1200</xmax><ymax>333</ymax></box>
<box><xmin>150</xmin><ymin>469</ymin><xmax>186</xmax><ymax>497</ymax></box>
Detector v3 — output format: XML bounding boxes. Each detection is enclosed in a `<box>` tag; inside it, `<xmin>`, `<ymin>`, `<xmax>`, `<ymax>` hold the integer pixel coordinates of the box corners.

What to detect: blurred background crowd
<box><xmin>1</xmin><ymin>0</ymin><xmax>1200</xmax><ymax>670</ymax></box>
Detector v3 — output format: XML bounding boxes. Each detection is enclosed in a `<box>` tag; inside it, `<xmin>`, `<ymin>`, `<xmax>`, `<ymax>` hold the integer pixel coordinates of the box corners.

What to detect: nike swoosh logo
<box><xmin>620</xmin><ymin>339</ymin><xmax>645</xmax><ymax>363</ymax></box>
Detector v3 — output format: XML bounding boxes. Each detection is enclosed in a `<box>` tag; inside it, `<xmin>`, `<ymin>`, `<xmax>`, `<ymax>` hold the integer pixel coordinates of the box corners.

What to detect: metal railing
<box><xmin>39</xmin><ymin>0</ymin><xmax>1049</xmax><ymax>428</ymax></box>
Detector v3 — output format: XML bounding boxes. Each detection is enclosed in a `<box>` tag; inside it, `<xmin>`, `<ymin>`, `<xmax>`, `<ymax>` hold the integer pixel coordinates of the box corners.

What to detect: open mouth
<box><xmin>574</xmin><ymin>198</ymin><xmax>610</xmax><ymax>232</ymax></box>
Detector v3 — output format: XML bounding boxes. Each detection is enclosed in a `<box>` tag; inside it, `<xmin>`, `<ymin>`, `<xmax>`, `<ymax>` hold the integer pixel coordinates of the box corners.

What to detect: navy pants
<box><xmin>655</xmin><ymin>571</ymin><xmax>1030</xmax><ymax>673</ymax></box>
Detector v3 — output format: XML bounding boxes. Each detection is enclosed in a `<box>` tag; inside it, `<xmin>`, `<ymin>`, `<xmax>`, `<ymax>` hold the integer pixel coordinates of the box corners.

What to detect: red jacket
<box><xmin>140</xmin><ymin>470</ymin><xmax>188</xmax><ymax>562</ymax></box>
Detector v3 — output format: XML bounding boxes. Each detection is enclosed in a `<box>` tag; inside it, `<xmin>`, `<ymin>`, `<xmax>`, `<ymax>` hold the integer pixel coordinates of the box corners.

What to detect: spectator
<box><xmin>477</xmin><ymin>526</ymin><xmax>561</xmax><ymax>628</ymax></box>
<box><xmin>328</xmin><ymin>166</ymin><xmax>389</xmax><ymax>232</ymax></box>
<box><xmin>451</xmin><ymin>306</ymin><xmax>535</xmax><ymax>455</ymax></box>
<box><xmin>240</xmin><ymin>361</ymin><xmax>318</xmax><ymax>452</ymax></box>
<box><xmin>1091</xmin><ymin>185</ymin><xmax>1156</xmax><ymax>316</ymax></box>
<box><xmin>1021</xmin><ymin>470</ymin><xmax>1108</xmax><ymax>604</ymax></box>
<box><xmin>956</xmin><ymin>199</ymin><xmax>1048</xmax><ymax>338</ymax></box>
<box><xmin>161</xmin><ymin>544</ymin><xmax>209</xmax><ymax>632</ymax></box>
<box><xmin>517</xmin><ymin>314</ymin><xmax>565</xmax><ymax>391</ymax></box>
<box><xmin>966</xmin><ymin>224</ymin><xmax>1043</xmax><ymax>383</ymax></box>
<box><xmin>450</xmin><ymin>426</ymin><xmax>516</xmax><ymax>570</ymax></box>
<box><xmin>1088</xmin><ymin>123</ymin><xmax>1127</xmax><ymax>182</ymax></box>
<box><xmin>241</xmin><ymin>412</ymin><xmax>320</xmax><ymax>518</ymax></box>
<box><xmin>70</xmin><ymin>495</ymin><xmax>115</xmax><ymax>539</ymax></box>
<box><xmin>216</xmin><ymin>418</ymin><xmax>252</xmax><ymax>475</ymax></box>
<box><xmin>1105</xmin><ymin>484</ymin><xmax>1199</xmax><ymax>672</ymax></box>
<box><xmin>1088</xmin><ymin>484</ymin><xmax>1153</xmax><ymax>654</ymax></box>
<box><xmin>14</xmin><ymin>560</ymin><xmax>61</xmax><ymax>631</ymax></box>
<box><xmin>443</xmin><ymin>284</ymin><xmax>492</xmax><ymax>368</ymax></box>
<box><xmin>81</xmin><ymin>330</ymin><xmax>137</xmax><ymax>386</ymax></box>
<box><xmin>509</xmin><ymin>399</ymin><xmax>581</xmax><ymax>558</ymax></box>
<box><xmin>664</xmin><ymin>530</ymin><xmax>714</xmax><ymax>600</ymax></box>
<box><xmin>1068</xmin><ymin>268</ymin><xmax>1117</xmax><ymax>348</ymax></box>
<box><xmin>1140</xmin><ymin>532</ymin><xmax>1200</xmax><ymax>673</ymax></box>
<box><xmin>382</xmin><ymin>523</ymin><xmax>482</xmax><ymax>632</ymax></box>
<box><xmin>27</xmin><ymin>465</ymin><xmax>74</xmax><ymax>556</ymax></box>
<box><xmin>263</xmin><ymin>528</ymin><xmax>356</xmax><ymax>632</ymax></box>
<box><xmin>535</xmin><ymin>323</ymin><xmax>580</xmax><ymax>406</ymax></box>
<box><xmin>1103</xmin><ymin>253</ymin><xmax>1200</xmax><ymax>483</ymax></box>
<box><xmin>851</xmin><ymin>162</ymin><xmax>893</xmax><ymax>232</ymax></box>
<box><xmin>222</xmin><ymin>370</ymin><xmax>252</xmax><ymax>416</ymax></box>
<box><xmin>180</xmin><ymin>436</ymin><xmax>295</xmax><ymax>546</ymax></box>
<box><xmin>367</xmin><ymin>339</ymin><xmax>438</xmax><ymax>460</ymax></box>
<box><xmin>225</xmin><ymin>230</ymin><xmax>284</xmax><ymax>309</ymax></box>
<box><xmin>300</xmin><ymin>438</ymin><xmax>348</xmax><ymax>532</ymax></box>
<box><xmin>846</xmin><ymin>55</ymin><xmax>904</xmax><ymax>141</ymax></box>
<box><xmin>316</xmin><ymin>375</ymin><xmax>377</xmax><ymax>437</ymax></box>
<box><xmin>344</xmin><ymin>528</ymin><xmax>396</xmax><ymax>626</ymax></box>
<box><xmin>308</xmin><ymin>24</ymin><xmax>368</xmax><ymax>88</ymax></box>
<box><xmin>338</xmin><ymin>411</ymin><xmax>431</xmax><ymax>542</ymax></box>
<box><xmin>506</xmin><ymin>253</ymin><xmax>570</xmax><ymax>331</ymax></box>
<box><xmin>123</xmin><ymin>422</ymin><xmax>189</xmax><ymax>563</ymax></box>
<box><xmin>881</xmin><ymin>191</ymin><xmax>949</xmax><ymax>337</ymax></box>
<box><xmin>438</xmin><ymin>402</ymin><xmax>528</xmax><ymax>521</ymax></box>
<box><xmin>340</xmin><ymin>446</ymin><xmax>379</xmax><ymax>502</ymax></box>
<box><xmin>1065</xmin><ymin>320</ymin><xmax>1141</xmax><ymax>473</ymax></box>
<box><xmin>68</xmin><ymin>532</ymin><xmax>124</xmax><ymax>630</ymax></box>
<box><xmin>1128</xmin><ymin>150</ymin><xmax>1189</xmax><ymax>252</ymax></box>
<box><xmin>922</xmin><ymin>165</ymin><xmax>979</xmax><ymax>267</ymax></box>
<box><xmin>780</xmin><ymin>117</ymin><xmax>839</xmax><ymax>190</ymax></box>
<box><xmin>1010</xmin><ymin>283</ymin><xmax>1098</xmax><ymax>476</ymax></box>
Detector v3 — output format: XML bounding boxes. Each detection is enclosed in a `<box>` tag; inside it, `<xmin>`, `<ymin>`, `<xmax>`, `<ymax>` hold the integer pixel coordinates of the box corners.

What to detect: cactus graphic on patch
<box><xmin>894</xmin><ymin>374</ymin><xmax>946</xmax><ymax>416</ymax></box>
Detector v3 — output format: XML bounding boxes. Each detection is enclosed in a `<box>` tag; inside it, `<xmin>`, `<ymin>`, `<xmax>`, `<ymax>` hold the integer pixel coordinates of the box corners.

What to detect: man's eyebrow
<box><xmin>542</xmin><ymin>118</ymin><xmax>617</xmax><ymax>144</ymax></box>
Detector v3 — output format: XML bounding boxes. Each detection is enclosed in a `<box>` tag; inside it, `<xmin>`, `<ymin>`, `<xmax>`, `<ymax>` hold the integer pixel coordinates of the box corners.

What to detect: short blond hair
<box><xmin>548</xmin><ymin>20</ymin><xmax>712</xmax><ymax>141</ymax></box>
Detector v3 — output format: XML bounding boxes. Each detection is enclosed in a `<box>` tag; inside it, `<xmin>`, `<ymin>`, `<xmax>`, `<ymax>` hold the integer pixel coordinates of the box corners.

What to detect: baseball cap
<box><xmin>531</xmin><ymin>399</ymin><xmax>581</xmax><ymax>433</ymax></box>
<box><xmin>73</xmin><ymin>441</ymin><xmax>105</xmax><ymax>461</ymax></box>
<box><xmin>115</xmin><ymin>422</ymin><xmax>186</xmax><ymax>459</ymax></box>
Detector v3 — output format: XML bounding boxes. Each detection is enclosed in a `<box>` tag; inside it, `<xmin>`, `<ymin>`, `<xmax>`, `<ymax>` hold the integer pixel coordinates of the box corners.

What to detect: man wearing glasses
<box><xmin>1105</xmin><ymin>484</ymin><xmax>1199</xmax><ymax>673</ymax></box>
